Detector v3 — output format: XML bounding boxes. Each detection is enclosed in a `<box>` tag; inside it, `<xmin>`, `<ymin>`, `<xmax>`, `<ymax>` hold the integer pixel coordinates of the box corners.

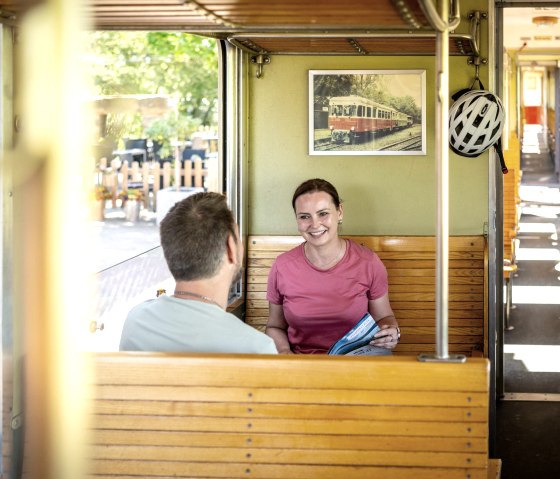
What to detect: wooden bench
<box><xmin>502</xmin><ymin>167</ymin><xmax>521</xmax><ymax>329</ymax></box>
<box><xmin>503</xmin><ymin>167</ymin><xmax>521</xmax><ymax>261</ymax></box>
<box><xmin>89</xmin><ymin>352</ymin><xmax>500</xmax><ymax>479</ymax></box>
<box><xmin>246</xmin><ymin>235</ymin><xmax>488</xmax><ymax>357</ymax></box>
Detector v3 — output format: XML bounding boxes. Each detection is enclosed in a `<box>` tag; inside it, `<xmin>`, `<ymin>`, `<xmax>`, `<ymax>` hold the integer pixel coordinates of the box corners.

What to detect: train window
<box><xmin>82</xmin><ymin>31</ymin><xmax>220</xmax><ymax>351</ymax></box>
<box><xmin>357</xmin><ymin>105</ymin><xmax>363</xmax><ymax>117</ymax></box>
<box><xmin>367</xmin><ymin>107</ymin><xmax>372</xmax><ymax>118</ymax></box>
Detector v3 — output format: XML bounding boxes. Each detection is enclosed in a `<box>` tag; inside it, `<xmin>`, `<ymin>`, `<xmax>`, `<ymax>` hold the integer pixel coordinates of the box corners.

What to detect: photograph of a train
<box><xmin>310</xmin><ymin>69</ymin><xmax>425</xmax><ymax>154</ymax></box>
<box><xmin>328</xmin><ymin>96</ymin><xmax>414</xmax><ymax>143</ymax></box>
<box><xmin>1</xmin><ymin>1</ymin><xmax>559</xmax><ymax>479</ymax></box>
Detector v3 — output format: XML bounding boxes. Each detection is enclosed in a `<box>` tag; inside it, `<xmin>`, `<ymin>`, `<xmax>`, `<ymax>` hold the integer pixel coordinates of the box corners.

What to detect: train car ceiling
<box><xmin>0</xmin><ymin>1</ymin><xmax>479</xmax><ymax>57</ymax></box>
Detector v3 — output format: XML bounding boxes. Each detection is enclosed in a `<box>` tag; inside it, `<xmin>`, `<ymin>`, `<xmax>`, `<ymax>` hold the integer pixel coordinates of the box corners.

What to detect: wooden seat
<box><xmin>502</xmin><ymin>164</ymin><xmax>521</xmax><ymax>330</ymax></box>
<box><xmin>246</xmin><ymin>235</ymin><xmax>488</xmax><ymax>357</ymax></box>
<box><xmin>89</xmin><ymin>352</ymin><xmax>498</xmax><ymax>479</ymax></box>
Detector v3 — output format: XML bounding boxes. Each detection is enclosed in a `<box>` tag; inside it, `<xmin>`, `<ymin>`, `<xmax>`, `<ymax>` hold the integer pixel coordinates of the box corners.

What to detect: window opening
<box><xmin>83</xmin><ymin>31</ymin><xmax>220</xmax><ymax>351</ymax></box>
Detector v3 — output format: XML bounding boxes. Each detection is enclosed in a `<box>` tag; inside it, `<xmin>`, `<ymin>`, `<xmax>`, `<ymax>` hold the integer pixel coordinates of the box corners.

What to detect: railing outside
<box><xmin>94</xmin><ymin>156</ymin><xmax>219</xmax><ymax>212</ymax></box>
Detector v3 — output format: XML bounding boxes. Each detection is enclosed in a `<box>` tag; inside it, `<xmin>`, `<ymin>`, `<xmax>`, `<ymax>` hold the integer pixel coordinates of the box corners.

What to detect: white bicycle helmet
<box><xmin>449</xmin><ymin>89</ymin><xmax>505</xmax><ymax>158</ymax></box>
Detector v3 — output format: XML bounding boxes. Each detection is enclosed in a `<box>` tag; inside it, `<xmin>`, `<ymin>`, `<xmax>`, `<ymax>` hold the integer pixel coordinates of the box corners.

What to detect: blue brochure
<box><xmin>328</xmin><ymin>312</ymin><xmax>383</xmax><ymax>355</ymax></box>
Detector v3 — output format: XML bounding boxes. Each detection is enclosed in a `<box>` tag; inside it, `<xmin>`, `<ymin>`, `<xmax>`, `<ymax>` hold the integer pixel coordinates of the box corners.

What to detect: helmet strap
<box><xmin>469</xmin><ymin>77</ymin><xmax>485</xmax><ymax>91</ymax></box>
<box><xmin>494</xmin><ymin>137</ymin><xmax>508</xmax><ymax>174</ymax></box>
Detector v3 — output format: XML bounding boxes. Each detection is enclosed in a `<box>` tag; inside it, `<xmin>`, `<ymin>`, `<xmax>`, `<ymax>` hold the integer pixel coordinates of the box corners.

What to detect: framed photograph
<box><xmin>309</xmin><ymin>70</ymin><xmax>426</xmax><ymax>155</ymax></box>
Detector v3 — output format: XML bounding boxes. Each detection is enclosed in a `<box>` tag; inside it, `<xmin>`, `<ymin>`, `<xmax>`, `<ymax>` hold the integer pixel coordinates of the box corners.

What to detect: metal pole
<box><xmin>419</xmin><ymin>0</ymin><xmax>465</xmax><ymax>363</ymax></box>
<box><xmin>436</xmin><ymin>0</ymin><xmax>450</xmax><ymax>360</ymax></box>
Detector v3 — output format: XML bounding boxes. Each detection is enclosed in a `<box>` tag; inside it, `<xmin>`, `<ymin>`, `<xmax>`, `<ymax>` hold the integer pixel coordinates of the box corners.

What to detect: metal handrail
<box><xmin>419</xmin><ymin>0</ymin><xmax>461</xmax><ymax>32</ymax></box>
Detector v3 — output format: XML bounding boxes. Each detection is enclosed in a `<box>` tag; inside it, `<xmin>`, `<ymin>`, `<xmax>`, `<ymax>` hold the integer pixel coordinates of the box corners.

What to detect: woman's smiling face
<box><xmin>294</xmin><ymin>191</ymin><xmax>343</xmax><ymax>245</ymax></box>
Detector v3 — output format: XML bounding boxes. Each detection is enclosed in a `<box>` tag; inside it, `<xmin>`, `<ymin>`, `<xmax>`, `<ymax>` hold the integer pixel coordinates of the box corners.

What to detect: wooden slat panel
<box><xmin>248</xmin><ymin>235</ymin><xmax>484</xmax><ymax>252</ymax></box>
<box><xmin>247</xmin><ymin>283</ymin><xmax>482</xmax><ymax>297</ymax></box>
<box><xmin>246</xmin><ymin>309</ymin><xmax>483</xmax><ymax>321</ymax></box>
<box><xmin>248</xmin><ymin>275</ymin><xmax>483</xmax><ymax>288</ymax></box>
<box><xmin>94</xmin><ymin>400</ymin><xmax>486</xmax><ymax>422</ymax></box>
<box><xmin>83</xmin><ymin>0</ymin><xmax>432</xmax><ymax>31</ymax></box>
<box><xmin>249</xmin><ymin>257</ymin><xmax>483</xmax><ymax>268</ymax></box>
<box><xmin>92</xmin><ymin>355</ymin><xmax>489</xmax><ymax>392</ymax></box>
<box><xmin>92</xmin><ymin>429</ymin><xmax>489</xmax><ymax>452</ymax></box>
<box><xmin>249</xmin><ymin>260</ymin><xmax>484</xmax><ymax>271</ymax></box>
<box><xmin>90</xmin><ymin>444</ymin><xmax>488</xmax><ymax>468</ymax></box>
<box><xmin>89</xmin><ymin>352</ymin><xmax>490</xmax><ymax>478</ymax></box>
<box><xmin>247</xmin><ymin>298</ymin><xmax>483</xmax><ymax>309</ymax></box>
<box><xmin>94</xmin><ymin>414</ymin><xmax>488</xmax><ymax>437</ymax></box>
<box><xmin>245</xmin><ymin>232</ymin><xmax>487</xmax><ymax>365</ymax></box>
<box><xmin>246</xmin><ymin>37</ymin><xmax>472</xmax><ymax>56</ymax></box>
<box><xmin>90</xmin><ymin>461</ymin><xmax>488</xmax><ymax>479</ymax></box>
<box><xmin>94</xmin><ymin>385</ymin><xmax>488</xmax><ymax>407</ymax></box>
<box><xmin>389</xmin><ymin>301</ymin><xmax>483</xmax><ymax>310</ymax></box>
<box><xmin>246</xmin><ymin>317</ymin><xmax>483</xmax><ymax>328</ymax></box>
<box><xmin>4</xmin><ymin>1</ymin><xmax>475</xmax><ymax>58</ymax></box>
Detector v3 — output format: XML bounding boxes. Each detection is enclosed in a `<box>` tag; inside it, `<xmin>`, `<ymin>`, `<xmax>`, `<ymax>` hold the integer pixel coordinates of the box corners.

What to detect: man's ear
<box><xmin>226</xmin><ymin>233</ymin><xmax>238</xmax><ymax>265</ymax></box>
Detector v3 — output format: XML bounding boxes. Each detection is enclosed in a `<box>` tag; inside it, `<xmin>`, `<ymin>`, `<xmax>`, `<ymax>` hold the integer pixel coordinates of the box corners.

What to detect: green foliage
<box><xmin>105</xmin><ymin>113</ymin><xmax>144</xmax><ymax>147</ymax></box>
<box><xmin>390</xmin><ymin>95</ymin><xmax>421</xmax><ymax>121</ymax></box>
<box><xmin>84</xmin><ymin>31</ymin><xmax>218</xmax><ymax>149</ymax></box>
<box><xmin>145</xmin><ymin>112</ymin><xmax>201</xmax><ymax>157</ymax></box>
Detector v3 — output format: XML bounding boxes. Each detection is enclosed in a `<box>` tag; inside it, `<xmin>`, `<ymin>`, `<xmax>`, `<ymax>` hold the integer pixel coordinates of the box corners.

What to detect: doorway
<box><xmin>500</xmin><ymin>3</ymin><xmax>560</xmax><ymax>400</ymax></box>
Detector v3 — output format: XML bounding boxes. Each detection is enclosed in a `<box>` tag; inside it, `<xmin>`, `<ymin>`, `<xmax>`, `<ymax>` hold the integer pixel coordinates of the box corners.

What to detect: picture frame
<box><xmin>309</xmin><ymin>69</ymin><xmax>426</xmax><ymax>156</ymax></box>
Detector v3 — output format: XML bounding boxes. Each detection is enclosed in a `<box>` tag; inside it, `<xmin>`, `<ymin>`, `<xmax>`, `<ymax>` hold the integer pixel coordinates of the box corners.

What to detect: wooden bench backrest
<box><xmin>503</xmin><ymin>168</ymin><xmax>521</xmax><ymax>264</ymax></box>
<box><xmin>90</xmin><ymin>353</ymin><xmax>491</xmax><ymax>479</ymax></box>
<box><xmin>246</xmin><ymin>235</ymin><xmax>488</xmax><ymax>357</ymax></box>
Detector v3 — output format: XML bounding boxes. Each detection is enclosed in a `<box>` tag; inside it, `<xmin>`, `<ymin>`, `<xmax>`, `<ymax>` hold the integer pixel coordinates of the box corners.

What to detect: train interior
<box><xmin>497</xmin><ymin>6</ymin><xmax>560</xmax><ymax>478</ymax></box>
<box><xmin>0</xmin><ymin>1</ymin><xmax>559</xmax><ymax>478</ymax></box>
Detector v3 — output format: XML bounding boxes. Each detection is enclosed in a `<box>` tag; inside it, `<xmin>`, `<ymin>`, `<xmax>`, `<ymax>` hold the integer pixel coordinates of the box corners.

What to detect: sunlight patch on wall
<box><xmin>521</xmin><ymin>144</ymin><xmax>541</xmax><ymax>154</ymax></box>
<box><xmin>512</xmin><ymin>285</ymin><xmax>560</xmax><ymax>304</ymax></box>
<box><xmin>504</xmin><ymin>345</ymin><xmax>560</xmax><ymax>373</ymax></box>
<box><xmin>519</xmin><ymin>185</ymin><xmax>560</xmax><ymax>204</ymax></box>
<box><xmin>520</xmin><ymin>205</ymin><xmax>560</xmax><ymax>219</ymax></box>
<box><xmin>518</xmin><ymin>222</ymin><xmax>557</xmax><ymax>233</ymax></box>
<box><xmin>516</xmin><ymin>247</ymin><xmax>560</xmax><ymax>261</ymax></box>
<box><xmin>518</xmin><ymin>221</ymin><xmax>558</xmax><ymax>240</ymax></box>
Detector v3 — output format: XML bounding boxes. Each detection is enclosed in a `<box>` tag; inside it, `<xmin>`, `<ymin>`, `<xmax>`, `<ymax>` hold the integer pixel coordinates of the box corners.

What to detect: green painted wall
<box><xmin>248</xmin><ymin>53</ymin><xmax>489</xmax><ymax>236</ymax></box>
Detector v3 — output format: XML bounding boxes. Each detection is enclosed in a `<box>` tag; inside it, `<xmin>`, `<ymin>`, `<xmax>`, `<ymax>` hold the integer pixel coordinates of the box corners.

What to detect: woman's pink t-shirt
<box><xmin>266</xmin><ymin>240</ymin><xmax>389</xmax><ymax>354</ymax></box>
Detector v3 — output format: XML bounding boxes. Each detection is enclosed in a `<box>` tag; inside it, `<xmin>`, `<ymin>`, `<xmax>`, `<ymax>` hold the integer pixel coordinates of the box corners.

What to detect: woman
<box><xmin>265</xmin><ymin>178</ymin><xmax>400</xmax><ymax>354</ymax></box>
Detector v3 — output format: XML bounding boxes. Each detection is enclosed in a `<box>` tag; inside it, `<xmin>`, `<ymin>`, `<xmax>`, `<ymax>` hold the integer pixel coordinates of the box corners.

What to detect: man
<box><xmin>119</xmin><ymin>192</ymin><xmax>277</xmax><ymax>353</ymax></box>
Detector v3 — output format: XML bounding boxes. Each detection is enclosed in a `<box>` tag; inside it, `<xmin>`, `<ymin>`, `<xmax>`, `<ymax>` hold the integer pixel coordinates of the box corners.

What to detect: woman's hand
<box><xmin>278</xmin><ymin>348</ymin><xmax>294</xmax><ymax>354</ymax></box>
<box><xmin>368</xmin><ymin>296</ymin><xmax>399</xmax><ymax>350</ymax></box>
<box><xmin>370</xmin><ymin>324</ymin><xmax>400</xmax><ymax>350</ymax></box>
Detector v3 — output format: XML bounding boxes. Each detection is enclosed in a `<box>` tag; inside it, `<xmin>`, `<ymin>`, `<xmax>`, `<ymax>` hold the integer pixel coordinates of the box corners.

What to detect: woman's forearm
<box><xmin>265</xmin><ymin>326</ymin><xmax>293</xmax><ymax>354</ymax></box>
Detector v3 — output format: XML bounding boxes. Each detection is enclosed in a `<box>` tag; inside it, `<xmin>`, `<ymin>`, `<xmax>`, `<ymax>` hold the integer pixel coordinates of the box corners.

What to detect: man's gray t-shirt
<box><xmin>119</xmin><ymin>295</ymin><xmax>277</xmax><ymax>354</ymax></box>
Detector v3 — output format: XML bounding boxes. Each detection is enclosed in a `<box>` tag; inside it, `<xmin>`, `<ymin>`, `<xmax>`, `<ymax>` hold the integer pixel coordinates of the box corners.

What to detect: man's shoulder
<box><xmin>128</xmin><ymin>297</ymin><xmax>159</xmax><ymax>312</ymax></box>
<box><xmin>122</xmin><ymin>298</ymin><xmax>157</xmax><ymax>324</ymax></box>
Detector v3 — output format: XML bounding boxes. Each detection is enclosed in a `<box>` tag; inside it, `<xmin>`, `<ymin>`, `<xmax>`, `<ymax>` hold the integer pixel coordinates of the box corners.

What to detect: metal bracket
<box><xmin>11</xmin><ymin>414</ymin><xmax>23</xmax><ymax>430</ymax></box>
<box><xmin>418</xmin><ymin>353</ymin><xmax>467</xmax><ymax>363</ymax></box>
<box><xmin>251</xmin><ymin>54</ymin><xmax>270</xmax><ymax>79</ymax></box>
<box><xmin>468</xmin><ymin>11</ymin><xmax>488</xmax><ymax>68</ymax></box>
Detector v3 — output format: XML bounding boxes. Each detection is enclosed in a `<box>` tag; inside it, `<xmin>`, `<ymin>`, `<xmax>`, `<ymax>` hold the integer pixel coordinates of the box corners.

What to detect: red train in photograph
<box><xmin>329</xmin><ymin>95</ymin><xmax>413</xmax><ymax>144</ymax></box>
